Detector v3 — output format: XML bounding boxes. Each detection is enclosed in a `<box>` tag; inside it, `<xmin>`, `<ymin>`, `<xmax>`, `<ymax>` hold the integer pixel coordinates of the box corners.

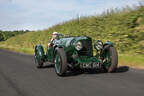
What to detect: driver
<box><xmin>48</xmin><ymin>32</ymin><xmax>58</xmax><ymax>48</ymax></box>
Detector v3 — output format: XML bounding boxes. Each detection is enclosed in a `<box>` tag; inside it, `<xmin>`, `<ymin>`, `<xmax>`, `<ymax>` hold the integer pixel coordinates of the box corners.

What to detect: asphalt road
<box><xmin>0</xmin><ymin>49</ymin><xmax>144</xmax><ymax>96</ymax></box>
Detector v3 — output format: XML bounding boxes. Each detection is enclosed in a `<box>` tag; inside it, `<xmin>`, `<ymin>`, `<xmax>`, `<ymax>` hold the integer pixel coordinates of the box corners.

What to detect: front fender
<box><xmin>101</xmin><ymin>41</ymin><xmax>114</xmax><ymax>55</ymax></box>
<box><xmin>104</xmin><ymin>41</ymin><xmax>114</xmax><ymax>47</ymax></box>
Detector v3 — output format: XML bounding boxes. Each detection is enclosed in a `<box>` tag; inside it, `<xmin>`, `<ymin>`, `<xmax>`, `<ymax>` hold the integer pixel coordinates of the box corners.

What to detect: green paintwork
<box><xmin>35</xmin><ymin>34</ymin><xmax>117</xmax><ymax>69</ymax></box>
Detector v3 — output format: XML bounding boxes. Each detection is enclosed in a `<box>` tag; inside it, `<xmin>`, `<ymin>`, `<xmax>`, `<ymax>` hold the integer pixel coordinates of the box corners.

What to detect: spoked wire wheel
<box><xmin>102</xmin><ymin>45</ymin><xmax>118</xmax><ymax>72</ymax></box>
<box><xmin>35</xmin><ymin>46</ymin><xmax>43</xmax><ymax>68</ymax></box>
<box><xmin>54</xmin><ymin>48</ymin><xmax>67</xmax><ymax>76</ymax></box>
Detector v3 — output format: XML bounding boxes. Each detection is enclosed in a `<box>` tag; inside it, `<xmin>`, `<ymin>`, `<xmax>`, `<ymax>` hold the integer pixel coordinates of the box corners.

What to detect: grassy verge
<box><xmin>119</xmin><ymin>54</ymin><xmax>144</xmax><ymax>69</ymax></box>
<box><xmin>0</xmin><ymin>45</ymin><xmax>143</xmax><ymax>69</ymax></box>
<box><xmin>0</xmin><ymin>45</ymin><xmax>34</xmax><ymax>54</ymax></box>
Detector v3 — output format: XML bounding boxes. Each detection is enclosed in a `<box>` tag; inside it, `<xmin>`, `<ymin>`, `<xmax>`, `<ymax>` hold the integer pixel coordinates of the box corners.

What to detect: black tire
<box><xmin>103</xmin><ymin>45</ymin><xmax>118</xmax><ymax>72</ymax></box>
<box><xmin>54</xmin><ymin>47</ymin><xmax>67</xmax><ymax>76</ymax></box>
<box><xmin>35</xmin><ymin>46</ymin><xmax>43</xmax><ymax>68</ymax></box>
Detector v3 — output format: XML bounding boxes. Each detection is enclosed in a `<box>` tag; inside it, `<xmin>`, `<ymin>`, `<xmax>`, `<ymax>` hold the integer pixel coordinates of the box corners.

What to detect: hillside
<box><xmin>0</xmin><ymin>5</ymin><xmax>144</xmax><ymax>55</ymax></box>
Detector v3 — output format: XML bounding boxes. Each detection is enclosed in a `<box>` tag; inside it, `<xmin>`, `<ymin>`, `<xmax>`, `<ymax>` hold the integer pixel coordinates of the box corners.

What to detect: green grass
<box><xmin>0</xmin><ymin>5</ymin><xmax>144</xmax><ymax>68</ymax></box>
<box><xmin>119</xmin><ymin>54</ymin><xmax>144</xmax><ymax>68</ymax></box>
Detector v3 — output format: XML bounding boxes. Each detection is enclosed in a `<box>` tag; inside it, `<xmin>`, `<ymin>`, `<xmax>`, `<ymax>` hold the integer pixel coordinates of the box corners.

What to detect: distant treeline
<box><xmin>0</xmin><ymin>30</ymin><xmax>30</xmax><ymax>41</ymax></box>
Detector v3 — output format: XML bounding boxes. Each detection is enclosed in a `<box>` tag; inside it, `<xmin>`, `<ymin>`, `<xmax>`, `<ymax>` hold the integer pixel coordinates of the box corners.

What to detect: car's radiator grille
<box><xmin>78</xmin><ymin>40</ymin><xmax>93</xmax><ymax>57</ymax></box>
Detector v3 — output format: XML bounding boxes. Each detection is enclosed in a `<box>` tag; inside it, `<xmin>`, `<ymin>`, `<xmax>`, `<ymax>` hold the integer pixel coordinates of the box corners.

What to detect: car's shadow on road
<box><xmin>39</xmin><ymin>64</ymin><xmax>129</xmax><ymax>77</ymax></box>
<box><xmin>115</xmin><ymin>66</ymin><xmax>129</xmax><ymax>73</ymax></box>
<box><xmin>65</xmin><ymin>66</ymin><xmax>129</xmax><ymax>77</ymax></box>
<box><xmin>41</xmin><ymin>64</ymin><xmax>54</xmax><ymax>69</ymax></box>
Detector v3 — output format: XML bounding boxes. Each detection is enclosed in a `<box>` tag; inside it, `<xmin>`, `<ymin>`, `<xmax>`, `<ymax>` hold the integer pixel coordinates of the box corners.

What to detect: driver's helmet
<box><xmin>52</xmin><ymin>32</ymin><xmax>58</xmax><ymax>39</ymax></box>
<box><xmin>53</xmin><ymin>32</ymin><xmax>58</xmax><ymax>35</ymax></box>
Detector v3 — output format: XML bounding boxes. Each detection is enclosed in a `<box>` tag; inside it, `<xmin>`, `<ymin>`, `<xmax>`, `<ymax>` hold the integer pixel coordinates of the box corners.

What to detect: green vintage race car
<box><xmin>34</xmin><ymin>34</ymin><xmax>118</xmax><ymax>76</ymax></box>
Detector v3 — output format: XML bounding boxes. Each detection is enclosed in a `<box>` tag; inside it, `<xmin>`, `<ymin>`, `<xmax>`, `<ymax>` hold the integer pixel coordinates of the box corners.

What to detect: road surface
<box><xmin>0</xmin><ymin>49</ymin><xmax>144</xmax><ymax>96</ymax></box>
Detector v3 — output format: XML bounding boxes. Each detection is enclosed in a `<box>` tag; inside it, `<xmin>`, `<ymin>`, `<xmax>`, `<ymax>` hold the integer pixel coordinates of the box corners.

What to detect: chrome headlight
<box><xmin>94</xmin><ymin>40</ymin><xmax>103</xmax><ymax>50</ymax></box>
<box><xmin>75</xmin><ymin>41</ymin><xmax>83</xmax><ymax>51</ymax></box>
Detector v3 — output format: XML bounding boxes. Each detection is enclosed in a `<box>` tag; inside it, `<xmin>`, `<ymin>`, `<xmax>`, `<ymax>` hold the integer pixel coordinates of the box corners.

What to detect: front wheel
<box><xmin>54</xmin><ymin>48</ymin><xmax>67</xmax><ymax>76</ymax></box>
<box><xmin>102</xmin><ymin>45</ymin><xmax>118</xmax><ymax>72</ymax></box>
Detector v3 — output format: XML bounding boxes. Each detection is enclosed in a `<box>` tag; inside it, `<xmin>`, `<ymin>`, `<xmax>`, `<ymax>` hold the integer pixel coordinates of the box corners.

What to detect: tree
<box><xmin>0</xmin><ymin>32</ymin><xmax>6</xmax><ymax>41</ymax></box>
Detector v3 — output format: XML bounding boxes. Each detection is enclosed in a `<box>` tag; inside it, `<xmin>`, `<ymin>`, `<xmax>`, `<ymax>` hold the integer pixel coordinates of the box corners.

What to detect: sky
<box><xmin>0</xmin><ymin>0</ymin><xmax>142</xmax><ymax>31</ymax></box>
